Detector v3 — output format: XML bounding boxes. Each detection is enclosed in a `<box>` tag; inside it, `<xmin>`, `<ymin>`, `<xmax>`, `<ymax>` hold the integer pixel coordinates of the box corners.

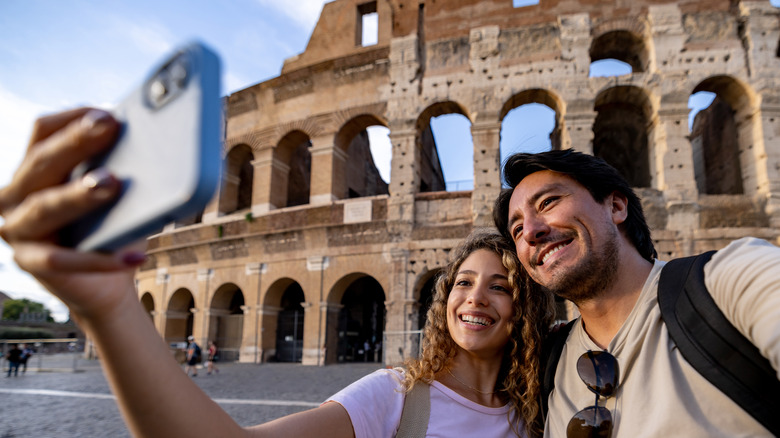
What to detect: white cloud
<box><xmin>254</xmin><ymin>0</ymin><xmax>329</xmax><ymax>31</ymax></box>
<box><xmin>0</xmin><ymin>86</ymin><xmax>70</xmax><ymax>322</ymax></box>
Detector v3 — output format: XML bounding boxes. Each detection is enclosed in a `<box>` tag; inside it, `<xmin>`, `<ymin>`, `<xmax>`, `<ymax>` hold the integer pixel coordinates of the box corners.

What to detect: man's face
<box><xmin>505</xmin><ymin>170</ymin><xmax>623</xmax><ymax>300</ymax></box>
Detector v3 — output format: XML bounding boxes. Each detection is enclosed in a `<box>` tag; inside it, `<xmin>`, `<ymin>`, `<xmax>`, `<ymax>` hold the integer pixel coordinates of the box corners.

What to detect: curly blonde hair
<box><xmin>402</xmin><ymin>231</ymin><xmax>554</xmax><ymax>438</ymax></box>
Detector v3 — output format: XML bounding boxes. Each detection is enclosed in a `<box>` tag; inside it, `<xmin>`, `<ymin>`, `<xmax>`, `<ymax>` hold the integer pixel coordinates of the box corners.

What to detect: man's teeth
<box><xmin>541</xmin><ymin>243</ymin><xmax>566</xmax><ymax>265</ymax></box>
<box><xmin>461</xmin><ymin>315</ymin><xmax>492</xmax><ymax>326</ymax></box>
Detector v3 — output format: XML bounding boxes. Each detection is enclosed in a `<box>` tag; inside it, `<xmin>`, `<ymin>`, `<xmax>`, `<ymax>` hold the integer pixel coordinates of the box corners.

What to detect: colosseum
<box><xmin>135</xmin><ymin>0</ymin><xmax>780</xmax><ymax>366</ymax></box>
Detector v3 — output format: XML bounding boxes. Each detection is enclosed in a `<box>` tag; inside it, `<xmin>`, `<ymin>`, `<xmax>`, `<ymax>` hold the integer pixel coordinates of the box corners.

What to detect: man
<box><xmin>493</xmin><ymin>149</ymin><xmax>780</xmax><ymax>437</ymax></box>
<box><xmin>6</xmin><ymin>343</ymin><xmax>22</xmax><ymax>377</ymax></box>
<box><xmin>185</xmin><ymin>336</ymin><xmax>201</xmax><ymax>377</ymax></box>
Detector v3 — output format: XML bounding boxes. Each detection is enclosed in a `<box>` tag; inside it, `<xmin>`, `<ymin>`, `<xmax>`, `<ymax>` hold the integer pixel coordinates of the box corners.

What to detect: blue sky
<box><xmin>1</xmin><ymin>0</ymin><xmax>777</xmax><ymax>321</ymax></box>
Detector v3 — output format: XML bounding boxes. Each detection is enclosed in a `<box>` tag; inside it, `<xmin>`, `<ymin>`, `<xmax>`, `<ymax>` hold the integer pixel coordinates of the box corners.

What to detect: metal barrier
<box><xmin>1</xmin><ymin>338</ymin><xmax>87</xmax><ymax>373</ymax></box>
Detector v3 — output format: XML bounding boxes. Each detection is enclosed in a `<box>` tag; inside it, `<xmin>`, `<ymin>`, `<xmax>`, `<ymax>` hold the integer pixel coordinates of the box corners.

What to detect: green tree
<box><xmin>2</xmin><ymin>298</ymin><xmax>53</xmax><ymax>322</ymax></box>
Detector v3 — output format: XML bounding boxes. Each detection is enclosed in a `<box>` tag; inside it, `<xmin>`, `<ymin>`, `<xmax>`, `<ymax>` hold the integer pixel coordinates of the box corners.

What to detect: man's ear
<box><xmin>609</xmin><ymin>191</ymin><xmax>629</xmax><ymax>225</ymax></box>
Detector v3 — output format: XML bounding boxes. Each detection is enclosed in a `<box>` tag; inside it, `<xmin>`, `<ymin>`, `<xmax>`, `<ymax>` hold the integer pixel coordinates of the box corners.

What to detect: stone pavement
<box><xmin>0</xmin><ymin>354</ymin><xmax>381</xmax><ymax>437</ymax></box>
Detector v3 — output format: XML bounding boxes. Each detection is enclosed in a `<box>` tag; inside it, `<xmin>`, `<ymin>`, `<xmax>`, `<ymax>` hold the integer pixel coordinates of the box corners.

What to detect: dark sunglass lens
<box><xmin>567</xmin><ymin>406</ymin><xmax>613</xmax><ymax>438</ymax></box>
<box><xmin>576</xmin><ymin>351</ymin><xmax>619</xmax><ymax>397</ymax></box>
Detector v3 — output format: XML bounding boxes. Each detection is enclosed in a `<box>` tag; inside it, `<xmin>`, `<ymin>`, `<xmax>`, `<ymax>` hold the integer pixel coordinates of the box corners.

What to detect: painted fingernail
<box><xmin>122</xmin><ymin>251</ymin><xmax>147</xmax><ymax>266</ymax></box>
<box><xmin>80</xmin><ymin>110</ymin><xmax>113</xmax><ymax>137</ymax></box>
<box><xmin>83</xmin><ymin>168</ymin><xmax>114</xmax><ymax>189</ymax></box>
<box><xmin>83</xmin><ymin>168</ymin><xmax>118</xmax><ymax>200</ymax></box>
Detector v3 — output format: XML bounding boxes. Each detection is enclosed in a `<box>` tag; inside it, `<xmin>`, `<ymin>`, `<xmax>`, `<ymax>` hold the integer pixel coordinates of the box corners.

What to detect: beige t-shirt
<box><xmin>544</xmin><ymin>237</ymin><xmax>780</xmax><ymax>437</ymax></box>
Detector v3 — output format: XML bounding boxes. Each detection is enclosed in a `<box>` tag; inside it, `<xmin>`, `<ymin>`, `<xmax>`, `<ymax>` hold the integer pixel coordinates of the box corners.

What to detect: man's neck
<box><xmin>575</xmin><ymin>251</ymin><xmax>654</xmax><ymax>349</ymax></box>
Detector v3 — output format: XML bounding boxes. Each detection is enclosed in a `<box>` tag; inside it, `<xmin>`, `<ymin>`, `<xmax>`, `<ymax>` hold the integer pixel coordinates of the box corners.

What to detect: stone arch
<box><xmin>326</xmin><ymin>273</ymin><xmax>386</xmax><ymax>363</ymax></box>
<box><xmin>415</xmin><ymin>101</ymin><xmax>473</xmax><ymax>193</ymax></box>
<box><xmin>165</xmin><ymin>288</ymin><xmax>195</xmax><ymax>344</ymax></box>
<box><xmin>590</xmin><ymin>27</ymin><xmax>651</xmax><ymax>73</ymax></box>
<box><xmin>208</xmin><ymin>283</ymin><xmax>246</xmax><ymax>362</ymax></box>
<box><xmin>140</xmin><ymin>292</ymin><xmax>155</xmax><ymax>321</ymax></box>
<box><xmin>263</xmin><ymin>278</ymin><xmax>306</xmax><ymax>363</ymax></box>
<box><xmin>219</xmin><ymin>144</ymin><xmax>254</xmax><ymax>215</ymax></box>
<box><xmin>272</xmin><ymin>130</ymin><xmax>312</xmax><ymax>208</ymax></box>
<box><xmin>499</xmin><ymin>88</ymin><xmax>565</xmax><ymax>152</ymax></box>
<box><xmin>690</xmin><ymin>75</ymin><xmax>760</xmax><ymax>195</ymax></box>
<box><xmin>593</xmin><ymin>85</ymin><xmax>656</xmax><ymax>187</ymax></box>
<box><xmin>334</xmin><ymin>114</ymin><xmax>390</xmax><ymax>199</ymax></box>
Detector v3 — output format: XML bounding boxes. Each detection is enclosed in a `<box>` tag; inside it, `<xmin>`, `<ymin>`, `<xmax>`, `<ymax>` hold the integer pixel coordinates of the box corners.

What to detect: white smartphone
<box><xmin>61</xmin><ymin>41</ymin><xmax>222</xmax><ymax>252</ymax></box>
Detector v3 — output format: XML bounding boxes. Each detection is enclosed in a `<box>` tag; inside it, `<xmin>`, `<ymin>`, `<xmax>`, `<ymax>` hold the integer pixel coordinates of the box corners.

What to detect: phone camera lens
<box><xmin>149</xmin><ymin>78</ymin><xmax>168</xmax><ymax>103</ymax></box>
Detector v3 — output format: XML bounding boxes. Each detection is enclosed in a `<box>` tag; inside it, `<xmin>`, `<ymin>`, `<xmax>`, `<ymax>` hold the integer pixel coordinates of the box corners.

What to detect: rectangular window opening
<box><xmin>357</xmin><ymin>1</ymin><xmax>378</xmax><ymax>47</ymax></box>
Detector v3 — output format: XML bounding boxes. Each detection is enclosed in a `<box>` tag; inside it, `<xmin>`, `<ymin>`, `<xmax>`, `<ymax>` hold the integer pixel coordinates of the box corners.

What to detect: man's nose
<box><xmin>522</xmin><ymin>215</ymin><xmax>550</xmax><ymax>244</ymax></box>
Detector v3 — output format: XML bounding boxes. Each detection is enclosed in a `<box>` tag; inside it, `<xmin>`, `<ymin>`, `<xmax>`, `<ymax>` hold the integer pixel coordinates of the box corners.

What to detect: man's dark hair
<box><xmin>493</xmin><ymin>149</ymin><xmax>657</xmax><ymax>262</ymax></box>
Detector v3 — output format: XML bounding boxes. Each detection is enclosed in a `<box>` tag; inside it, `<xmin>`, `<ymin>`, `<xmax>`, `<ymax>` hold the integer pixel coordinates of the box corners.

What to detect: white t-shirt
<box><xmin>545</xmin><ymin>237</ymin><xmax>780</xmax><ymax>437</ymax></box>
<box><xmin>327</xmin><ymin>368</ymin><xmax>526</xmax><ymax>438</ymax></box>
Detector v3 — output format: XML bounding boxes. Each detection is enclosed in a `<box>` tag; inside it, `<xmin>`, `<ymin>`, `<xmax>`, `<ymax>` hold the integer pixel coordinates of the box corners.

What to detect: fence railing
<box><xmin>1</xmin><ymin>338</ymin><xmax>89</xmax><ymax>373</ymax></box>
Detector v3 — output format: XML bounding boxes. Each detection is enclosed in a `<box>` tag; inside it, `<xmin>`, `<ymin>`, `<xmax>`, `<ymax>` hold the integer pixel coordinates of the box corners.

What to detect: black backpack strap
<box><xmin>658</xmin><ymin>251</ymin><xmax>780</xmax><ymax>436</ymax></box>
<box><xmin>540</xmin><ymin>320</ymin><xmax>575</xmax><ymax>418</ymax></box>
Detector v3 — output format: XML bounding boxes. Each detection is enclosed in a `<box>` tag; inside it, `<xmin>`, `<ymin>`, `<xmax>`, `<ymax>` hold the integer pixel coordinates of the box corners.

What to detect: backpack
<box><xmin>193</xmin><ymin>343</ymin><xmax>202</xmax><ymax>362</ymax></box>
<box><xmin>540</xmin><ymin>251</ymin><xmax>780</xmax><ymax>436</ymax></box>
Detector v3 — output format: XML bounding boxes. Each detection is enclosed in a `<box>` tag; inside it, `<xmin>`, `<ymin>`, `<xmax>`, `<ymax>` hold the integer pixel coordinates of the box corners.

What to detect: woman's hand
<box><xmin>0</xmin><ymin>108</ymin><xmax>145</xmax><ymax>325</ymax></box>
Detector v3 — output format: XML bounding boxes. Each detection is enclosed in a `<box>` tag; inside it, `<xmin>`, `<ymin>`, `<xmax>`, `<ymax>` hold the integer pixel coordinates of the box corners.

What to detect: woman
<box><xmin>206</xmin><ymin>341</ymin><xmax>219</xmax><ymax>375</ymax></box>
<box><xmin>0</xmin><ymin>109</ymin><xmax>553</xmax><ymax>437</ymax></box>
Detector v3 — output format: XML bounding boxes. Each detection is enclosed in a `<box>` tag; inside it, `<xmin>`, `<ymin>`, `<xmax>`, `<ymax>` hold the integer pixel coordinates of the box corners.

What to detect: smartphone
<box><xmin>60</xmin><ymin>41</ymin><xmax>222</xmax><ymax>252</ymax></box>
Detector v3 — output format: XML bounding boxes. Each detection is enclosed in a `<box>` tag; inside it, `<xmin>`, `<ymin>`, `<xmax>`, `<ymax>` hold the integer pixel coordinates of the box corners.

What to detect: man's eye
<box><xmin>540</xmin><ymin>196</ymin><xmax>558</xmax><ymax>209</ymax></box>
<box><xmin>512</xmin><ymin>225</ymin><xmax>523</xmax><ymax>239</ymax></box>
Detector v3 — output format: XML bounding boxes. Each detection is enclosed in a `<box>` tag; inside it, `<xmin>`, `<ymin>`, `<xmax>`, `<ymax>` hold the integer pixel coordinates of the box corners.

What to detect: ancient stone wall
<box><xmin>136</xmin><ymin>0</ymin><xmax>780</xmax><ymax>366</ymax></box>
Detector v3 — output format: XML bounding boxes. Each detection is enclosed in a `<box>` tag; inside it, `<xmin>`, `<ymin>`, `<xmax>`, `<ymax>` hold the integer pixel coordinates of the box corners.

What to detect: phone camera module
<box><xmin>145</xmin><ymin>52</ymin><xmax>190</xmax><ymax>110</ymax></box>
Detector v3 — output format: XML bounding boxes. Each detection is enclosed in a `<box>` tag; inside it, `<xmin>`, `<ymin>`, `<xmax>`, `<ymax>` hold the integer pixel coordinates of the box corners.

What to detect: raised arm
<box><xmin>0</xmin><ymin>108</ymin><xmax>354</xmax><ymax>438</ymax></box>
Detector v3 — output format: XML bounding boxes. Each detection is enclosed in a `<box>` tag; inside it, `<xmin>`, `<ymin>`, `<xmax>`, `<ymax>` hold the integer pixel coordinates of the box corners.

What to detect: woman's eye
<box><xmin>455</xmin><ymin>280</ymin><xmax>471</xmax><ymax>287</ymax></box>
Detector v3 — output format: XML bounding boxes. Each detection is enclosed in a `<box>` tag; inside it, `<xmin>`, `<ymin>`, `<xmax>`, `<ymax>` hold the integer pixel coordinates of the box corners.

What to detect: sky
<box><xmin>1</xmin><ymin>0</ymin><xmax>776</xmax><ymax>322</ymax></box>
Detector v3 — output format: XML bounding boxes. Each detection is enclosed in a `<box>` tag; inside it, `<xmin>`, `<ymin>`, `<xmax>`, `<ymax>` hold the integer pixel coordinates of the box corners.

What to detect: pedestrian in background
<box><xmin>185</xmin><ymin>336</ymin><xmax>201</xmax><ymax>377</ymax></box>
<box><xmin>6</xmin><ymin>343</ymin><xmax>22</xmax><ymax>377</ymax></box>
<box><xmin>206</xmin><ymin>341</ymin><xmax>219</xmax><ymax>375</ymax></box>
<box><xmin>20</xmin><ymin>343</ymin><xmax>34</xmax><ymax>374</ymax></box>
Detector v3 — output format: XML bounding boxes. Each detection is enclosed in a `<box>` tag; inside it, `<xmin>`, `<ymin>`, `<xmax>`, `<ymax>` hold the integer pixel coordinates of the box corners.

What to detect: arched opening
<box><xmin>499</xmin><ymin>89</ymin><xmax>563</xmax><ymax>184</ymax></box>
<box><xmin>140</xmin><ymin>292</ymin><xmax>155</xmax><ymax>321</ymax></box>
<box><xmin>165</xmin><ymin>288</ymin><xmax>195</xmax><ymax>345</ymax></box>
<box><xmin>275</xmin><ymin>283</ymin><xmax>305</xmax><ymax>363</ymax></box>
<box><xmin>593</xmin><ymin>86</ymin><xmax>654</xmax><ymax>188</ymax></box>
<box><xmin>273</xmin><ymin>131</ymin><xmax>312</xmax><ymax>208</ymax></box>
<box><xmin>334</xmin><ymin>114</ymin><xmax>390</xmax><ymax>199</ymax></box>
<box><xmin>219</xmin><ymin>144</ymin><xmax>254</xmax><ymax>215</ymax></box>
<box><xmin>416</xmin><ymin>102</ymin><xmax>474</xmax><ymax>192</ymax></box>
<box><xmin>209</xmin><ymin>284</ymin><xmax>245</xmax><ymax>362</ymax></box>
<box><xmin>589</xmin><ymin>30</ymin><xmax>649</xmax><ymax>74</ymax></box>
<box><xmin>689</xmin><ymin>76</ymin><xmax>756</xmax><ymax>195</ymax></box>
<box><xmin>336</xmin><ymin>276</ymin><xmax>385</xmax><ymax>363</ymax></box>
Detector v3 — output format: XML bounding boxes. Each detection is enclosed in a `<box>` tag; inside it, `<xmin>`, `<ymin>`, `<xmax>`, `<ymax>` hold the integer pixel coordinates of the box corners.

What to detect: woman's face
<box><xmin>446</xmin><ymin>249</ymin><xmax>515</xmax><ymax>358</ymax></box>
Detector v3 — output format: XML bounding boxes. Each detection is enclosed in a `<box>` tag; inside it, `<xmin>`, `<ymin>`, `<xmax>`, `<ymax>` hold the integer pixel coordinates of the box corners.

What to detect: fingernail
<box><xmin>80</xmin><ymin>110</ymin><xmax>113</xmax><ymax>137</ymax></box>
<box><xmin>122</xmin><ymin>251</ymin><xmax>147</xmax><ymax>266</ymax></box>
<box><xmin>83</xmin><ymin>168</ymin><xmax>118</xmax><ymax>200</ymax></box>
<box><xmin>83</xmin><ymin>168</ymin><xmax>114</xmax><ymax>189</ymax></box>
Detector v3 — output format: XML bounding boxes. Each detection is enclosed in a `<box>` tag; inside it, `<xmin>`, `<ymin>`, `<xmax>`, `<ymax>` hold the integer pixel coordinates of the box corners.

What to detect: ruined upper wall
<box><xmin>279</xmin><ymin>0</ymin><xmax>735</xmax><ymax>75</ymax></box>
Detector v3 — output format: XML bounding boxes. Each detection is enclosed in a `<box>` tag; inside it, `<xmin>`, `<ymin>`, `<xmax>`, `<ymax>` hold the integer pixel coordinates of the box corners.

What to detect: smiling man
<box><xmin>493</xmin><ymin>150</ymin><xmax>780</xmax><ymax>437</ymax></box>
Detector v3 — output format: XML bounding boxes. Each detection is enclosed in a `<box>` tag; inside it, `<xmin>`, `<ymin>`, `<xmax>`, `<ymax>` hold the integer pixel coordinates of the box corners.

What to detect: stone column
<box><xmin>302</xmin><ymin>256</ymin><xmax>330</xmax><ymax>366</ymax></box>
<box><xmin>243</xmin><ymin>262</ymin><xmax>266</xmax><ymax>363</ymax></box>
<box><xmin>386</xmin><ymin>127</ymin><xmax>418</xmax><ymax>224</ymax></box>
<box><xmin>471</xmin><ymin>120</ymin><xmax>502</xmax><ymax>227</ymax></box>
<box><xmin>382</xmin><ymin>248</ymin><xmax>412</xmax><ymax>366</ymax></box>
<box><xmin>309</xmin><ymin>135</ymin><xmax>344</xmax><ymax>205</ymax></box>
<box><xmin>250</xmin><ymin>147</ymin><xmax>288</xmax><ymax>215</ymax></box>
<box><xmin>562</xmin><ymin>111</ymin><xmax>596</xmax><ymax>154</ymax></box>
<box><xmin>759</xmin><ymin>102</ymin><xmax>780</xmax><ymax>227</ymax></box>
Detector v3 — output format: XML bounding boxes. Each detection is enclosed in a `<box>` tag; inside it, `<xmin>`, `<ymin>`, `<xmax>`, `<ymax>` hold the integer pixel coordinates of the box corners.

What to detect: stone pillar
<box><xmin>383</xmin><ymin>248</ymin><xmax>412</xmax><ymax>366</ymax></box>
<box><xmin>302</xmin><ymin>256</ymin><xmax>329</xmax><ymax>366</ymax></box>
<box><xmin>243</xmin><ymin>262</ymin><xmax>266</xmax><ymax>363</ymax></box>
<box><xmin>386</xmin><ymin>127</ymin><xmax>418</xmax><ymax>224</ymax></box>
<box><xmin>323</xmin><ymin>302</ymin><xmax>343</xmax><ymax>364</ymax></box>
<box><xmin>558</xmin><ymin>13</ymin><xmax>592</xmax><ymax>76</ymax></box>
<box><xmin>309</xmin><ymin>135</ymin><xmax>346</xmax><ymax>205</ymax></box>
<box><xmin>470</xmin><ymin>121</ymin><xmax>502</xmax><ymax>227</ymax></box>
<box><xmin>251</xmin><ymin>147</ymin><xmax>288</xmax><ymax>215</ymax></box>
<box><xmin>562</xmin><ymin>111</ymin><xmax>596</xmax><ymax>154</ymax></box>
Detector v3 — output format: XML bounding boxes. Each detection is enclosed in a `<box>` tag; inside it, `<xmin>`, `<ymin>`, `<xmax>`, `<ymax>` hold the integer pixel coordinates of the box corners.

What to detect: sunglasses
<box><xmin>567</xmin><ymin>350</ymin><xmax>620</xmax><ymax>438</ymax></box>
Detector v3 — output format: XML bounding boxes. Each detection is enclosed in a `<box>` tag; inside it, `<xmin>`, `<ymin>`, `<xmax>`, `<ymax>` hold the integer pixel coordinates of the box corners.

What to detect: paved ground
<box><xmin>0</xmin><ymin>353</ymin><xmax>381</xmax><ymax>437</ymax></box>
